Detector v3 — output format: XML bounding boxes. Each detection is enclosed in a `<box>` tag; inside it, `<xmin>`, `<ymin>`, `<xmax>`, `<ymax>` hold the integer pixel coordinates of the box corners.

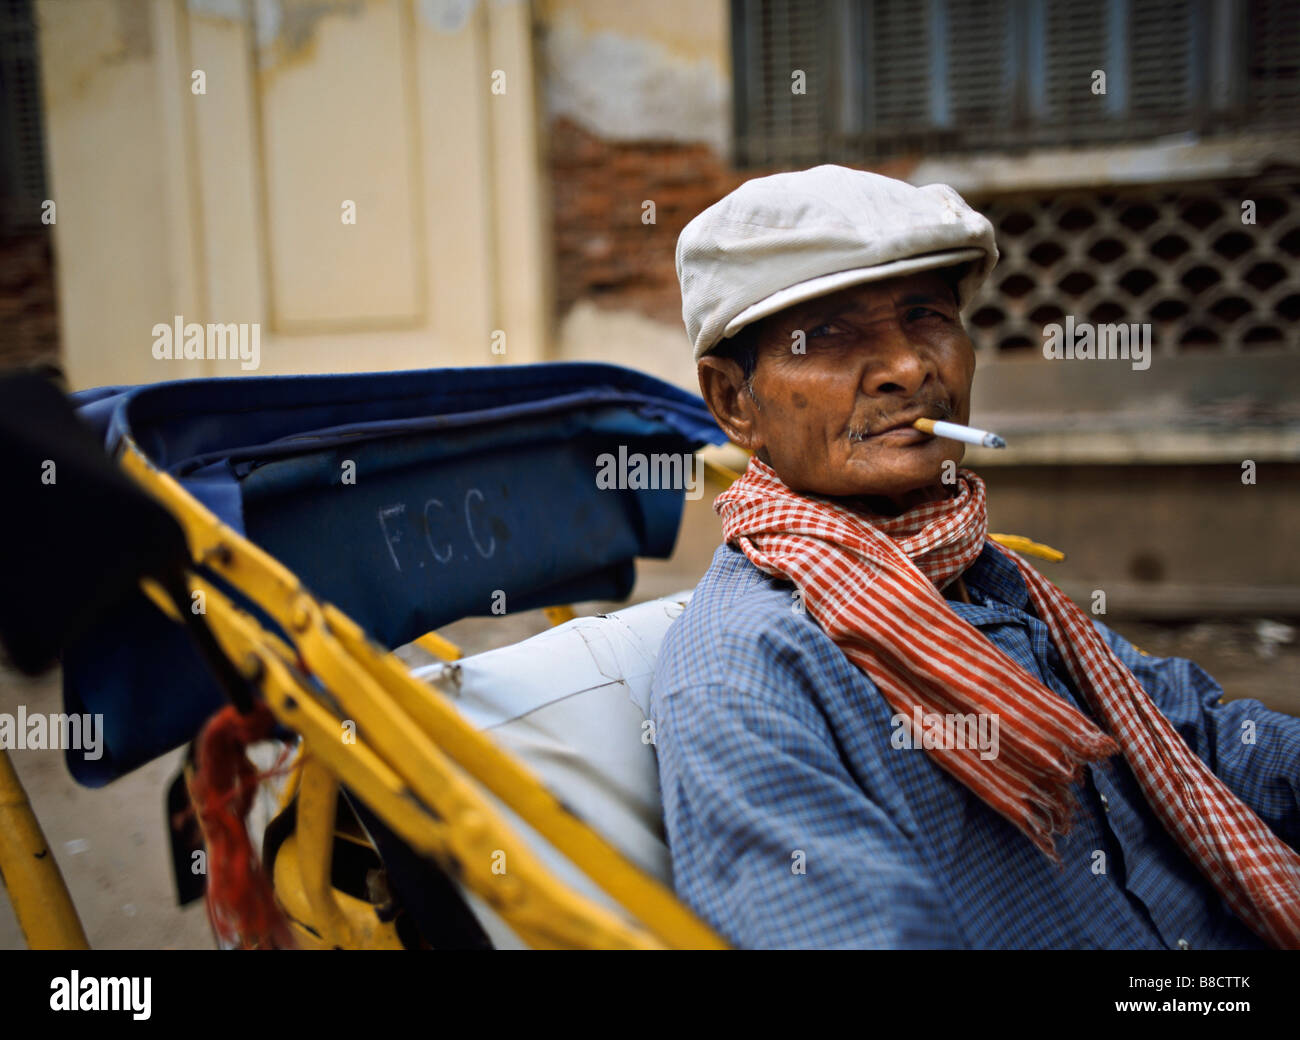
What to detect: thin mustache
<box><xmin>847</xmin><ymin>401</ymin><xmax>954</xmax><ymax>441</ymax></box>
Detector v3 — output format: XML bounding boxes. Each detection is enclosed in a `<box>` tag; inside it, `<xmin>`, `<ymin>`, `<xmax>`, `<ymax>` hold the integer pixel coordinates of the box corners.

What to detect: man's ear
<box><xmin>697</xmin><ymin>355</ymin><xmax>762</xmax><ymax>452</ymax></box>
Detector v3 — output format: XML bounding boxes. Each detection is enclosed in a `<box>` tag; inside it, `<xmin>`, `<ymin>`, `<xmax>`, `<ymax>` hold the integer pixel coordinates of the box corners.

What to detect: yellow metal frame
<box><xmin>271</xmin><ymin>755</ymin><xmax>405</xmax><ymax>950</ymax></box>
<box><xmin>0</xmin><ymin>749</ymin><xmax>90</xmax><ymax>949</ymax></box>
<box><xmin>122</xmin><ymin>437</ymin><xmax>725</xmax><ymax>950</ymax></box>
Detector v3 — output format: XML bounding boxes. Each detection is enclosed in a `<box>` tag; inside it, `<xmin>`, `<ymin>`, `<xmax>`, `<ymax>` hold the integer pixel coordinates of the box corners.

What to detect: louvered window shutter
<box><xmin>732</xmin><ymin>0</ymin><xmax>1298</xmax><ymax>166</ymax></box>
<box><xmin>0</xmin><ymin>0</ymin><xmax>49</xmax><ymax>231</ymax></box>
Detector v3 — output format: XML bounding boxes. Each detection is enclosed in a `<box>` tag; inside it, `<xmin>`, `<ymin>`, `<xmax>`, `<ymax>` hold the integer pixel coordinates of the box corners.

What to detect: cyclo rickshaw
<box><xmin>0</xmin><ymin>362</ymin><xmax>735</xmax><ymax>950</ymax></box>
<box><xmin>0</xmin><ymin>361</ymin><xmax>1058</xmax><ymax>950</ymax></box>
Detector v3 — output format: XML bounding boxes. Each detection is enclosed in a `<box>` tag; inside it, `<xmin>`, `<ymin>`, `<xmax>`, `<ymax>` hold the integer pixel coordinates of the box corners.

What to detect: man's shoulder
<box><xmin>652</xmin><ymin>542</ymin><xmax>841</xmax><ymax>699</ymax></box>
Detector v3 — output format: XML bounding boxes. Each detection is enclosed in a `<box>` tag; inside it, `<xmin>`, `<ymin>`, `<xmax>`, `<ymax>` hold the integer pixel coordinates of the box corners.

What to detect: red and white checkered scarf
<box><xmin>716</xmin><ymin>455</ymin><xmax>1300</xmax><ymax>949</ymax></box>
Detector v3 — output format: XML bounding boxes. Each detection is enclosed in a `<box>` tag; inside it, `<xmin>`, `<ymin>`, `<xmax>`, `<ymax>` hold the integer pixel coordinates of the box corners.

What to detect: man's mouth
<box><xmin>847</xmin><ymin>409</ymin><xmax>946</xmax><ymax>443</ymax></box>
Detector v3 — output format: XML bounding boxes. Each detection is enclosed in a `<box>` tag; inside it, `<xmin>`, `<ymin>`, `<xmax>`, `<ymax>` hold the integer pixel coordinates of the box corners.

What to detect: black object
<box><xmin>166</xmin><ymin>760</ymin><xmax>207</xmax><ymax>907</ymax></box>
<box><xmin>346</xmin><ymin>791</ymin><xmax>494</xmax><ymax>950</ymax></box>
<box><xmin>0</xmin><ymin>370</ymin><xmax>257</xmax><ymax>719</ymax></box>
<box><xmin>0</xmin><ymin>370</ymin><xmax>191</xmax><ymax>674</ymax></box>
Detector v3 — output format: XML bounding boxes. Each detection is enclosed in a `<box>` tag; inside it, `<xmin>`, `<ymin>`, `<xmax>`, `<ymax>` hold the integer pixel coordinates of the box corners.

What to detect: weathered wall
<box><xmin>538</xmin><ymin>0</ymin><xmax>738</xmax><ymax>391</ymax></box>
<box><xmin>36</xmin><ymin>0</ymin><xmax>550</xmax><ymax>388</ymax></box>
<box><xmin>534</xmin><ymin>1</ymin><xmax>1299</xmax><ymax>614</ymax></box>
<box><xmin>984</xmin><ymin>462</ymin><xmax>1299</xmax><ymax>618</ymax></box>
<box><xmin>0</xmin><ymin>232</ymin><xmax>57</xmax><ymax>369</ymax></box>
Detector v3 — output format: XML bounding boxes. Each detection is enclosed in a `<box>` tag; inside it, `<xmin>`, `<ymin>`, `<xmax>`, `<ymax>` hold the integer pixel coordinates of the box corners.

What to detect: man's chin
<box><xmin>828</xmin><ymin>459</ymin><xmax>958</xmax><ymax>511</ymax></box>
<box><xmin>837</xmin><ymin>440</ymin><xmax>963</xmax><ymax>492</ymax></box>
<box><xmin>767</xmin><ymin>447</ymin><xmax>958</xmax><ymax>506</ymax></box>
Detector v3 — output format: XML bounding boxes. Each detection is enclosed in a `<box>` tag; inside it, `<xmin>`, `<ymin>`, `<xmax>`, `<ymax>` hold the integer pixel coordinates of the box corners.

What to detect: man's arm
<box><xmin>653</xmin><ymin>677</ymin><xmax>961</xmax><ymax>949</ymax></box>
<box><xmin>1094</xmin><ymin>620</ymin><xmax>1300</xmax><ymax>852</ymax></box>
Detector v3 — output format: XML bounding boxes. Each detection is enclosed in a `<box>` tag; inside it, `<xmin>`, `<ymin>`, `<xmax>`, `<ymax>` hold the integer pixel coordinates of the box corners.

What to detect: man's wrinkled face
<box><xmin>697</xmin><ymin>270</ymin><xmax>976</xmax><ymax>511</ymax></box>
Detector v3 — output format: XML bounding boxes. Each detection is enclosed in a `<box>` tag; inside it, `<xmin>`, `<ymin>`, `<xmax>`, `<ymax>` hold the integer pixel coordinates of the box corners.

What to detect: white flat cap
<box><xmin>676</xmin><ymin>164</ymin><xmax>998</xmax><ymax>361</ymax></box>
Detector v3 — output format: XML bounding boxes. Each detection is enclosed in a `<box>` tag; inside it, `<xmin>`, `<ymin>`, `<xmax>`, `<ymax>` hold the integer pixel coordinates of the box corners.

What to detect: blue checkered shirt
<box><xmin>649</xmin><ymin>540</ymin><xmax>1300</xmax><ymax>949</ymax></box>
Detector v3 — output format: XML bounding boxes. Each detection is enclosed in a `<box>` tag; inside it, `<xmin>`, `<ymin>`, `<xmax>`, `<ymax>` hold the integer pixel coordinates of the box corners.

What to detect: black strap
<box><xmin>346</xmin><ymin>791</ymin><xmax>495</xmax><ymax>950</ymax></box>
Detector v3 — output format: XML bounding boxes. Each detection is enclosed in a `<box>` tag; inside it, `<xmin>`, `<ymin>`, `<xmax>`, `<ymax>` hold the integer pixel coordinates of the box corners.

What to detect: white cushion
<box><xmin>409</xmin><ymin>590</ymin><xmax>693</xmax><ymax>947</ymax></box>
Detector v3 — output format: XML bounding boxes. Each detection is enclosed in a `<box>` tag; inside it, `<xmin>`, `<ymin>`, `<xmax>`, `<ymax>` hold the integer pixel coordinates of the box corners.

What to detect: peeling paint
<box><xmin>417</xmin><ymin>0</ymin><xmax>476</xmax><ymax>34</ymax></box>
<box><xmin>186</xmin><ymin>0</ymin><xmax>246</xmax><ymax>21</ymax></box>
<box><xmin>278</xmin><ymin>0</ymin><xmax>364</xmax><ymax>53</ymax></box>
<box><xmin>36</xmin><ymin>0</ymin><xmax>155</xmax><ymax>107</ymax></box>
<box><xmin>254</xmin><ymin>0</ymin><xmax>367</xmax><ymax>68</ymax></box>
<box><xmin>113</xmin><ymin>0</ymin><xmax>152</xmax><ymax>60</ymax></box>
<box><xmin>543</xmin><ymin>10</ymin><xmax>728</xmax><ymax>152</ymax></box>
<box><xmin>254</xmin><ymin>0</ymin><xmax>283</xmax><ymax>51</ymax></box>
<box><xmin>911</xmin><ymin>133</ymin><xmax>1300</xmax><ymax>195</ymax></box>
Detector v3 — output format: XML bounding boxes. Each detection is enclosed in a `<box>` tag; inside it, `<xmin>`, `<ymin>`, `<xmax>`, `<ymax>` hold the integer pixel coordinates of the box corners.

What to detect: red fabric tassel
<box><xmin>191</xmin><ymin>701</ymin><xmax>297</xmax><ymax>950</ymax></box>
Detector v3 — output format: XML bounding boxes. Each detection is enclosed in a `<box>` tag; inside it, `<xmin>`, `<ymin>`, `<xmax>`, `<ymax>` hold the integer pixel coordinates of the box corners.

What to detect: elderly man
<box><xmin>649</xmin><ymin>165</ymin><xmax>1300</xmax><ymax>950</ymax></box>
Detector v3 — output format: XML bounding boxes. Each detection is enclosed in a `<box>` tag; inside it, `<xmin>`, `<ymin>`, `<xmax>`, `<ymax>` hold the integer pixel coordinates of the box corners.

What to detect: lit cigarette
<box><xmin>912</xmin><ymin>418</ymin><xmax>1006</xmax><ymax>449</ymax></box>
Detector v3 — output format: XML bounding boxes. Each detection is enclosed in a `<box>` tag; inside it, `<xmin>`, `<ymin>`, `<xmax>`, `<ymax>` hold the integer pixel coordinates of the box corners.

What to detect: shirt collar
<box><xmin>963</xmin><ymin>540</ymin><xmax>1032</xmax><ymax>611</ymax></box>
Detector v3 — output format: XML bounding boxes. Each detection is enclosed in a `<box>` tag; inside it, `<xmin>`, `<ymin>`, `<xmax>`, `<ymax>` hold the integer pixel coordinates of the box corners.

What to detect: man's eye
<box><xmin>806</xmin><ymin>323</ymin><xmax>835</xmax><ymax>338</ymax></box>
<box><xmin>907</xmin><ymin>306</ymin><xmax>949</xmax><ymax>322</ymax></box>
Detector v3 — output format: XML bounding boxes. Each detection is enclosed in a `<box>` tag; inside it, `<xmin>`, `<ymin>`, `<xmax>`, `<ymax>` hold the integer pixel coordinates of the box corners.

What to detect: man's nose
<box><xmin>859</xmin><ymin>322</ymin><xmax>933</xmax><ymax>397</ymax></box>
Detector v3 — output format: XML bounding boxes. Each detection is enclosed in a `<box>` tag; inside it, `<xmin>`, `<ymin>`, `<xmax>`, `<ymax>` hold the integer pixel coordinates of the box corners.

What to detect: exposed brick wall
<box><xmin>547</xmin><ymin>116</ymin><xmax>920</xmax><ymax>330</ymax></box>
<box><xmin>0</xmin><ymin>230</ymin><xmax>59</xmax><ymax>371</ymax></box>
<box><xmin>549</xmin><ymin>116</ymin><xmax>748</xmax><ymax>328</ymax></box>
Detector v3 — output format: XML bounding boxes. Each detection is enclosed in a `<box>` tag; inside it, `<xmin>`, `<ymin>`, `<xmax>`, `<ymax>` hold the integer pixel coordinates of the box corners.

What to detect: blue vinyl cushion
<box><xmin>64</xmin><ymin>363</ymin><xmax>724</xmax><ymax>785</ymax></box>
